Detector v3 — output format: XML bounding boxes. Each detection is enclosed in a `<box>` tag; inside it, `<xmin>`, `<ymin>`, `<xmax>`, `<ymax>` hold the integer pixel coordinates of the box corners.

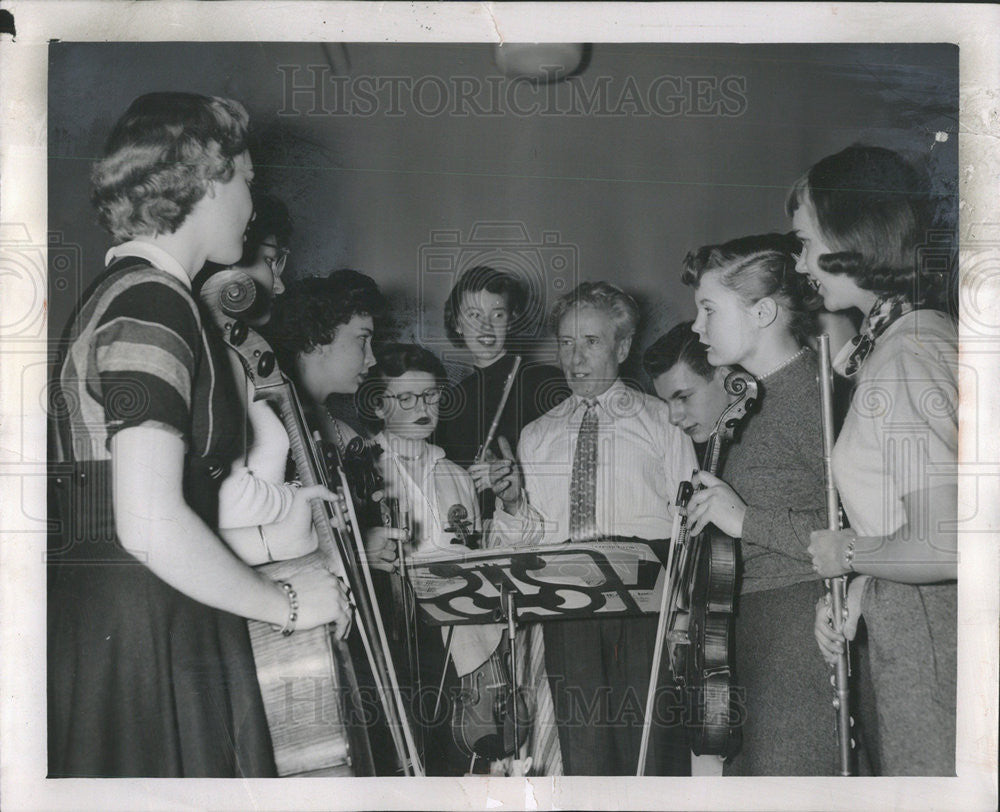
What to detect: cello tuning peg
<box><xmin>229</xmin><ymin>319</ymin><xmax>248</xmax><ymax>347</ymax></box>
<box><xmin>258</xmin><ymin>351</ymin><xmax>275</xmax><ymax>378</ymax></box>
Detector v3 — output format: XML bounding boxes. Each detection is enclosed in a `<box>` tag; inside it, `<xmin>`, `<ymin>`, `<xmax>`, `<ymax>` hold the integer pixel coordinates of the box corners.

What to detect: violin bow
<box><xmin>384</xmin><ymin>496</ymin><xmax>422</xmax><ymax>743</ymax></box>
<box><xmin>331</xmin><ymin>454</ymin><xmax>426</xmax><ymax>775</ymax></box>
<box><xmin>636</xmin><ymin>482</ymin><xmax>690</xmax><ymax>776</ymax></box>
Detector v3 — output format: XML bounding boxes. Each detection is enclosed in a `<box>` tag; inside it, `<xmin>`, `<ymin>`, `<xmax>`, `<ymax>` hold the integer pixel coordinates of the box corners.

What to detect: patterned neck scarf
<box><xmin>842</xmin><ymin>294</ymin><xmax>919</xmax><ymax>377</ymax></box>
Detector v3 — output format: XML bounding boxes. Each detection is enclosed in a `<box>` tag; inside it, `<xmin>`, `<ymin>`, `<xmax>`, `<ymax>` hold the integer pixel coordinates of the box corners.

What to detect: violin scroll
<box><xmin>445</xmin><ymin>504</ymin><xmax>482</xmax><ymax>549</ymax></box>
<box><xmin>716</xmin><ymin>370</ymin><xmax>759</xmax><ymax>442</ymax></box>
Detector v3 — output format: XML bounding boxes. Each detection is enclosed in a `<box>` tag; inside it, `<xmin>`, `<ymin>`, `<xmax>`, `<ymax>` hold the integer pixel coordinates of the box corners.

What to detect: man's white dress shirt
<box><xmin>516</xmin><ymin>379</ymin><xmax>698</xmax><ymax>543</ymax></box>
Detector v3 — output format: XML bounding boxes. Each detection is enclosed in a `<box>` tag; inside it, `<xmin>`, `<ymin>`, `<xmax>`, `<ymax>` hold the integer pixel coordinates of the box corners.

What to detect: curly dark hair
<box><xmin>265</xmin><ymin>269</ymin><xmax>386</xmax><ymax>375</ymax></box>
<box><xmin>356</xmin><ymin>343</ymin><xmax>448</xmax><ymax>431</ymax></box>
<box><xmin>785</xmin><ymin>145</ymin><xmax>939</xmax><ymax>304</ymax></box>
<box><xmin>642</xmin><ymin>321</ymin><xmax>714</xmax><ymax>381</ymax></box>
<box><xmin>443</xmin><ymin>265</ymin><xmax>529</xmax><ymax>348</ymax></box>
<box><xmin>91</xmin><ymin>92</ymin><xmax>249</xmax><ymax>242</ymax></box>
<box><xmin>681</xmin><ymin>232</ymin><xmax>821</xmax><ymax>346</ymax></box>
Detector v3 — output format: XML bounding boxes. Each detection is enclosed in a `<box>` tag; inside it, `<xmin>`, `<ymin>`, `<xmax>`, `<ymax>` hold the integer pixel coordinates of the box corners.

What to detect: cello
<box><xmin>203</xmin><ymin>270</ymin><xmax>424</xmax><ymax>776</ymax></box>
<box><xmin>637</xmin><ymin>370</ymin><xmax>757</xmax><ymax>773</ymax></box>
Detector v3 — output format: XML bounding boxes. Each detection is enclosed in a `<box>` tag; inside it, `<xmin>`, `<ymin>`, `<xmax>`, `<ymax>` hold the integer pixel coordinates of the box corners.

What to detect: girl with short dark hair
<box><xmin>795</xmin><ymin>145</ymin><xmax>957</xmax><ymax>776</ymax></box>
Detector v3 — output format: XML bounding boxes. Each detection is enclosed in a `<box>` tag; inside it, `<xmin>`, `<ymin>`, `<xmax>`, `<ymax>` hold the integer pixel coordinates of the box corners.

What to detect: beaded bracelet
<box><xmin>272</xmin><ymin>580</ymin><xmax>299</xmax><ymax>636</ymax></box>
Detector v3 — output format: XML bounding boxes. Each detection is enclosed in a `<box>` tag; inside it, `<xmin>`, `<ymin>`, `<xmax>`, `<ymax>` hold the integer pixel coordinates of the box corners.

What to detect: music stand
<box><xmin>405</xmin><ymin>537</ymin><xmax>669</xmax><ymax>628</ymax></box>
<box><xmin>406</xmin><ymin>538</ymin><xmax>670</xmax><ymax>770</ymax></box>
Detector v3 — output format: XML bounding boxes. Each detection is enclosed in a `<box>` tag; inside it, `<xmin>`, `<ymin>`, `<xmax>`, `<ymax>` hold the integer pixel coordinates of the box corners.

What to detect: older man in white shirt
<box><xmin>510</xmin><ymin>281</ymin><xmax>698</xmax><ymax>775</ymax></box>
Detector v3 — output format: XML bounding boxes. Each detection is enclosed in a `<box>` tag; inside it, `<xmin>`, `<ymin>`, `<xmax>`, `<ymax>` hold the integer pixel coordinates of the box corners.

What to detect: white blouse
<box><xmin>832</xmin><ymin>310</ymin><xmax>958</xmax><ymax>537</ymax></box>
<box><xmin>375</xmin><ymin>432</ymin><xmax>508</xmax><ymax>676</ymax></box>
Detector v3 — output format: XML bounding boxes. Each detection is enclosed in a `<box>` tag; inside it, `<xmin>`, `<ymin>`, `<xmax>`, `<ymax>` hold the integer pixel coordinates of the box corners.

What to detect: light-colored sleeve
<box><xmin>244</xmin><ymin>398</ymin><xmax>291</xmax><ymax>483</ymax></box>
<box><xmin>217</xmin><ymin>398</ymin><xmax>296</xmax><ymax>529</ymax></box>
<box><xmin>872</xmin><ymin>341</ymin><xmax>958</xmax><ymax>497</ymax></box>
<box><xmin>486</xmin><ymin>501</ymin><xmax>545</xmax><ymax>547</ymax></box>
<box><xmin>217</xmin><ymin>466</ymin><xmax>296</xmax><ymax>529</ymax></box>
<box><xmin>515</xmin><ymin>422</ymin><xmax>562</xmax><ymax>545</ymax></box>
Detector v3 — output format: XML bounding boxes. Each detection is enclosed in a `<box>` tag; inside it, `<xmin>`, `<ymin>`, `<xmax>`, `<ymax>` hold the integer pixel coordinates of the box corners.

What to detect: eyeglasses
<box><xmin>260</xmin><ymin>243</ymin><xmax>290</xmax><ymax>278</ymax></box>
<box><xmin>382</xmin><ymin>388</ymin><xmax>444</xmax><ymax>409</ymax></box>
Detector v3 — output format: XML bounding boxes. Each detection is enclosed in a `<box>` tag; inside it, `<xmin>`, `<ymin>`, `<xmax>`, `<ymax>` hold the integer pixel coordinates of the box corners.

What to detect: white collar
<box><xmin>105</xmin><ymin>240</ymin><xmax>192</xmax><ymax>289</ymax></box>
<box><xmin>570</xmin><ymin>378</ymin><xmax>629</xmax><ymax>412</ymax></box>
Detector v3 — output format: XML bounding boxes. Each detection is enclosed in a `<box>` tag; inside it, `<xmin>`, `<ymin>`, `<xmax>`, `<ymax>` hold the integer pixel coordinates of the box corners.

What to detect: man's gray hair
<box><xmin>549</xmin><ymin>280</ymin><xmax>640</xmax><ymax>342</ymax></box>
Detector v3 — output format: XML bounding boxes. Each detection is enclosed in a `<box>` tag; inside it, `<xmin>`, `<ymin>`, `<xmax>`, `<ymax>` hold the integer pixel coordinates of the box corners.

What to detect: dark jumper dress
<box><xmin>435</xmin><ymin>352</ymin><xmax>569</xmax><ymax>519</ymax></box>
<box><xmin>47</xmin><ymin>258</ymin><xmax>276</xmax><ymax>777</ymax></box>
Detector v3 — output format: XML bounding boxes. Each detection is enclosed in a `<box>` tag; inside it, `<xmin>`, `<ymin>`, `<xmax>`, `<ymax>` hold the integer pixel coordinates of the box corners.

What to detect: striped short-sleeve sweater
<box><xmin>58</xmin><ymin>259</ymin><xmax>231</xmax><ymax>465</ymax></box>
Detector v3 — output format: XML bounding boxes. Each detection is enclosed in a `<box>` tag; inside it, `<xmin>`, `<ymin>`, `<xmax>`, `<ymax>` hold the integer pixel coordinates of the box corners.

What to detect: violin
<box><xmin>451</xmin><ymin>631</ymin><xmax>533</xmax><ymax>763</ymax></box>
<box><xmin>679</xmin><ymin>370</ymin><xmax>757</xmax><ymax>755</ymax></box>
<box><xmin>336</xmin><ymin>435</ymin><xmax>386</xmax><ymax>528</ymax></box>
<box><xmin>445</xmin><ymin>506</ymin><xmax>533</xmax><ymax>764</ymax></box>
<box><xmin>637</xmin><ymin>370</ymin><xmax>757</xmax><ymax>773</ymax></box>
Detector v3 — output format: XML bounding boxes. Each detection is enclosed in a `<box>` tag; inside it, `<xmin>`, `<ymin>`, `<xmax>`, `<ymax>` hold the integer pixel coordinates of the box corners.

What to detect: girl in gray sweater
<box><xmin>681</xmin><ymin>233</ymin><xmax>840</xmax><ymax>775</ymax></box>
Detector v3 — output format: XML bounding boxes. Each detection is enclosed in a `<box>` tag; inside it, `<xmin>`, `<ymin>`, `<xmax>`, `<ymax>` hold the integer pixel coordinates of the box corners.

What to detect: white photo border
<box><xmin>1</xmin><ymin>2</ymin><xmax>997</xmax><ymax>810</ymax></box>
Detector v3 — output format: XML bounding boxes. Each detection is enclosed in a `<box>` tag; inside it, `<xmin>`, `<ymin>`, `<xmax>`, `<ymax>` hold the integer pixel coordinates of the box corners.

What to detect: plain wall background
<box><xmin>47</xmin><ymin>42</ymin><xmax>957</xmax><ymax>381</ymax></box>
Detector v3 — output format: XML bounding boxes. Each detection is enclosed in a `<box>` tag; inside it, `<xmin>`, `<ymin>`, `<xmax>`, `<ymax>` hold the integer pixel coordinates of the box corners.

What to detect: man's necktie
<box><xmin>569</xmin><ymin>400</ymin><xmax>598</xmax><ymax>542</ymax></box>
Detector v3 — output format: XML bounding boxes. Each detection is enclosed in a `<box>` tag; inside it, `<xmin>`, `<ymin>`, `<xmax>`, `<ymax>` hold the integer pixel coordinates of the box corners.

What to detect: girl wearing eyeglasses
<box><xmin>361</xmin><ymin>342</ymin><xmax>532</xmax><ymax>560</ymax></box>
<box><xmin>228</xmin><ymin>190</ymin><xmax>292</xmax><ymax>323</ymax></box>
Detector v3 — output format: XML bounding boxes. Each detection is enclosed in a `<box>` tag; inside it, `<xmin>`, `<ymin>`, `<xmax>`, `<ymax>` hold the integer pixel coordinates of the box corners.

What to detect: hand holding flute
<box><xmin>467</xmin><ymin>356</ymin><xmax>524</xmax><ymax>511</ymax></box>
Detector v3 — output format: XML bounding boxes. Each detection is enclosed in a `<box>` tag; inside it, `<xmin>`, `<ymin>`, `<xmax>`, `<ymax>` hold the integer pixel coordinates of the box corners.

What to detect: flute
<box><xmin>474</xmin><ymin>355</ymin><xmax>522</xmax><ymax>464</ymax></box>
<box><xmin>818</xmin><ymin>333</ymin><xmax>854</xmax><ymax>776</ymax></box>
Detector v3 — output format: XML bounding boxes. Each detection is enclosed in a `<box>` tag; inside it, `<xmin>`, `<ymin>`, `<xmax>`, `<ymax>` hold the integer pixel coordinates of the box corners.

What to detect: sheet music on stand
<box><xmin>405</xmin><ymin>538</ymin><xmax>669</xmax><ymax>626</ymax></box>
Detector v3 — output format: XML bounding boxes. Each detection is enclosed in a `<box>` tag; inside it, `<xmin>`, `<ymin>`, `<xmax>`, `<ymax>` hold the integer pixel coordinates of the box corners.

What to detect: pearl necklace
<box><xmin>393</xmin><ymin>446</ymin><xmax>427</xmax><ymax>462</ymax></box>
<box><xmin>387</xmin><ymin>438</ymin><xmax>427</xmax><ymax>462</ymax></box>
<box><xmin>758</xmin><ymin>346</ymin><xmax>808</xmax><ymax>380</ymax></box>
